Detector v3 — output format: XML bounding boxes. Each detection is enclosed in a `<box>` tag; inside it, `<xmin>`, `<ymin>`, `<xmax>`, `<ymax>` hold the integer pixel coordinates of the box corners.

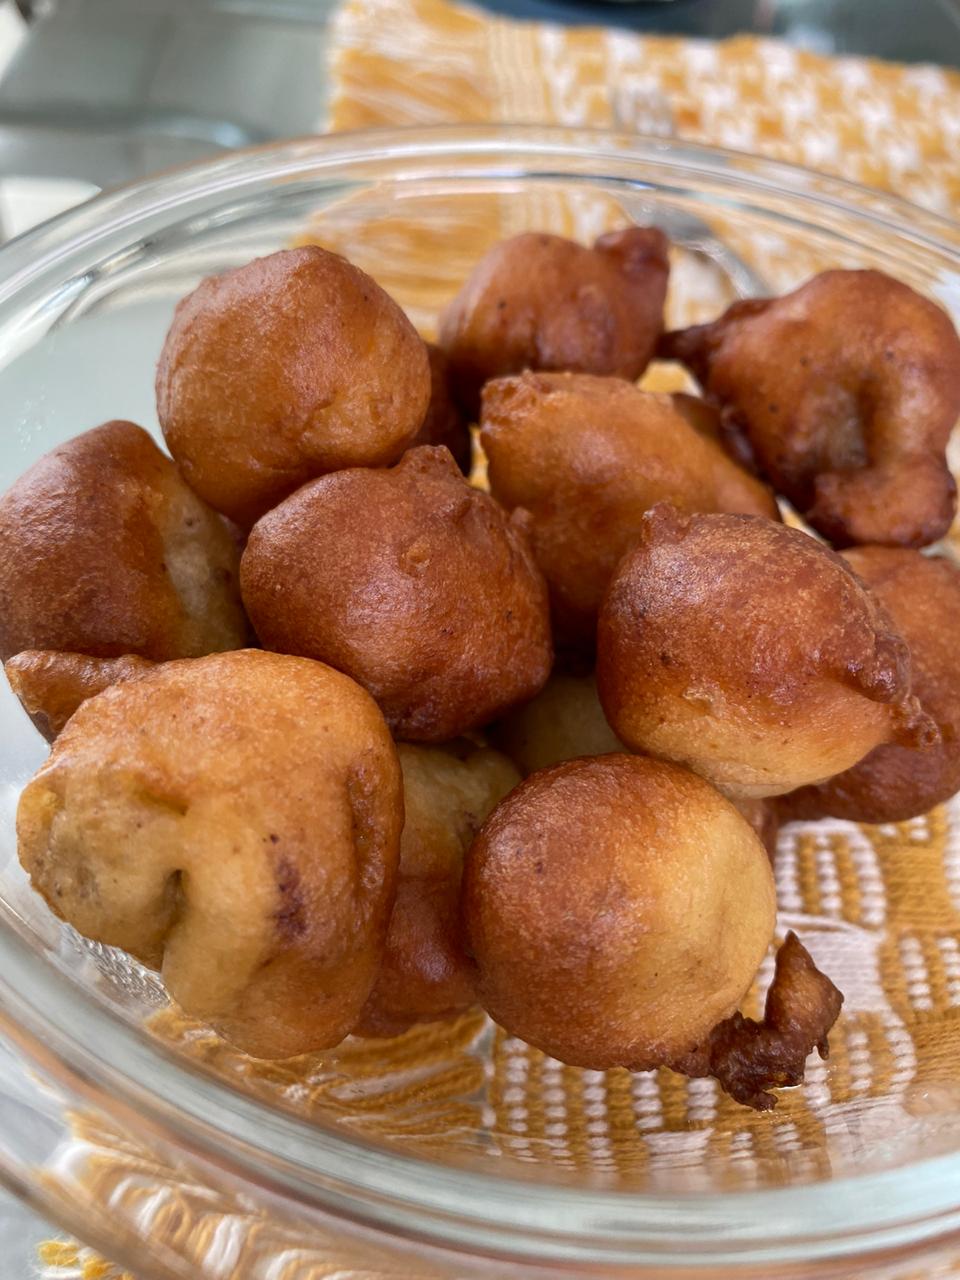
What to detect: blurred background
<box><xmin>1</xmin><ymin>0</ymin><xmax>960</xmax><ymax>243</ymax></box>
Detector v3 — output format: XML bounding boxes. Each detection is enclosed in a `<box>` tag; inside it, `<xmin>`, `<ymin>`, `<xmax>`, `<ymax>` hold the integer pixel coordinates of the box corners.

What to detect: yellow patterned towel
<box><xmin>38</xmin><ymin>3</ymin><xmax>960</xmax><ymax>1278</ymax></box>
<box><xmin>331</xmin><ymin>0</ymin><xmax>960</xmax><ymax>214</ymax></box>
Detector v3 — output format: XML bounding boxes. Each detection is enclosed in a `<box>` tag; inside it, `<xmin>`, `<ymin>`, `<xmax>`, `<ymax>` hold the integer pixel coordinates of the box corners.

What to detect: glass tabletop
<box><xmin>0</xmin><ymin>1185</ymin><xmax>67</xmax><ymax>1278</ymax></box>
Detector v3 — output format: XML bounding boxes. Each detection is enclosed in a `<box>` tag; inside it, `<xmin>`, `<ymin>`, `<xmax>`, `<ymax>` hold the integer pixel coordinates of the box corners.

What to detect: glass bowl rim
<box><xmin>2</xmin><ymin>123</ymin><xmax>960</xmax><ymax>1268</ymax></box>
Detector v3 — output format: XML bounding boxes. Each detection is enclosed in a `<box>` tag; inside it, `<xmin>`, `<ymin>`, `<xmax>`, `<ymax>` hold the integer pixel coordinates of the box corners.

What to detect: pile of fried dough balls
<box><xmin>4</xmin><ymin>227</ymin><xmax>960</xmax><ymax>1111</ymax></box>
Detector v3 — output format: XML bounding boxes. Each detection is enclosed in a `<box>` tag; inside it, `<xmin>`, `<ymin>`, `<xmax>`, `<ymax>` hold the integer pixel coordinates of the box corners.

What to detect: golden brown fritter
<box><xmin>357</xmin><ymin>743</ymin><xmax>519</xmax><ymax>1037</ymax></box>
<box><xmin>491</xmin><ymin>670</ymin><xmax>782</xmax><ymax>853</ymax></box>
<box><xmin>156</xmin><ymin>247</ymin><xmax>431</xmax><ymax>526</ymax></box>
<box><xmin>0</xmin><ymin>421</ymin><xmax>247</xmax><ymax>664</ymax></box>
<box><xmin>783</xmin><ymin>547</ymin><xmax>960</xmax><ymax>823</ymax></box>
<box><xmin>16</xmin><ymin>650</ymin><xmax>403</xmax><ymax>1059</ymax></box>
<box><xmin>597</xmin><ymin>506</ymin><xmax>936</xmax><ymax>798</ymax></box>
<box><xmin>491</xmin><ymin>672</ymin><xmax>621</xmax><ymax>776</ymax></box>
<box><xmin>480</xmin><ymin>372</ymin><xmax>779</xmax><ymax>643</ymax></box>
<box><xmin>490</xmin><ymin>670</ymin><xmax>783</xmax><ymax>854</ymax></box>
<box><xmin>672</xmin><ymin>932</ymin><xmax>842</xmax><ymax>1110</ymax></box>
<box><xmin>661</xmin><ymin>270</ymin><xmax>960</xmax><ymax>548</ymax></box>
<box><xmin>463</xmin><ymin>754</ymin><xmax>777</xmax><ymax>1070</ymax></box>
<box><xmin>240</xmin><ymin>446</ymin><xmax>553</xmax><ymax>742</ymax></box>
<box><xmin>408</xmin><ymin>343</ymin><xmax>471</xmax><ymax>474</ymax></box>
<box><xmin>439</xmin><ymin>229</ymin><xmax>669</xmax><ymax>415</ymax></box>
<box><xmin>4</xmin><ymin>650</ymin><xmax>156</xmax><ymax>741</ymax></box>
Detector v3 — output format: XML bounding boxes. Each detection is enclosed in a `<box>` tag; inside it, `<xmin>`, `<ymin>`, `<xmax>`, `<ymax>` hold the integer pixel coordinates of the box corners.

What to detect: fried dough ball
<box><xmin>241</xmin><ymin>446</ymin><xmax>553</xmax><ymax>742</ymax></box>
<box><xmin>357</xmin><ymin>743</ymin><xmax>519</xmax><ymax>1038</ymax></box>
<box><xmin>783</xmin><ymin>548</ymin><xmax>960</xmax><ymax>823</ymax></box>
<box><xmin>480</xmin><ymin>372</ymin><xmax>779</xmax><ymax>642</ymax></box>
<box><xmin>408</xmin><ymin>343</ymin><xmax>471</xmax><ymax>474</ymax></box>
<box><xmin>492</xmin><ymin>672</ymin><xmax>621</xmax><ymax>776</ymax></box>
<box><xmin>156</xmin><ymin>247</ymin><xmax>431</xmax><ymax>526</ymax></box>
<box><xmin>439</xmin><ymin>229</ymin><xmax>669</xmax><ymax>414</ymax></box>
<box><xmin>4</xmin><ymin>650</ymin><xmax>156</xmax><ymax>741</ymax></box>
<box><xmin>661</xmin><ymin>270</ymin><xmax>960</xmax><ymax>547</ymax></box>
<box><xmin>597</xmin><ymin>506</ymin><xmax>936</xmax><ymax>798</ymax></box>
<box><xmin>0</xmin><ymin>421</ymin><xmax>247</xmax><ymax>664</ymax></box>
<box><xmin>16</xmin><ymin>650</ymin><xmax>403</xmax><ymax>1058</ymax></box>
<box><xmin>491</xmin><ymin>670</ymin><xmax>782</xmax><ymax>854</ymax></box>
<box><xmin>463</xmin><ymin>754</ymin><xmax>777</xmax><ymax>1070</ymax></box>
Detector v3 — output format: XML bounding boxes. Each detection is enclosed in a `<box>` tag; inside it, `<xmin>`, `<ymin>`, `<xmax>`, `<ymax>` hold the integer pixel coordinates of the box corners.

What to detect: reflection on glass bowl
<box><xmin>1</xmin><ymin>125</ymin><xmax>960</xmax><ymax>1279</ymax></box>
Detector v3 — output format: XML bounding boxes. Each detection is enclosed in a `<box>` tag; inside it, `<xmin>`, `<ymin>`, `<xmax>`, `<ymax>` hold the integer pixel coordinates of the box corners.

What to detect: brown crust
<box><xmin>491</xmin><ymin>671</ymin><xmax>622</xmax><ymax>776</ymax></box>
<box><xmin>4</xmin><ymin>650</ymin><xmax>156</xmax><ymax>741</ymax></box>
<box><xmin>660</xmin><ymin>270</ymin><xmax>960</xmax><ymax>548</ymax></box>
<box><xmin>439</xmin><ymin>229</ymin><xmax>669</xmax><ymax>415</ymax></box>
<box><xmin>15</xmin><ymin>649</ymin><xmax>403</xmax><ymax>1059</ymax></box>
<box><xmin>671</xmin><ymin>932</ymin><xmax>843</xmax><ymax>1110</ymax></box>
<box><xmin>240</xmin><ymin>445</ymin><xmax>553</xmax><ymax>743</ymax></box>
<box><xmin>733</xmin><ymin>797</ymin><xmax>780</xmax><ymax>862</ymax></box>
<box><xmin>596</xmin><ymin>506</ymin><xmax>936</xmax><ymax>797</ymax></box>
<box><xmin>409</xmin><ymin>343</ymin><xmax>472</xmax><ymax>474</ymax></box>
<box><xmin>480</xmin><ymin>371</ymin><xmax>779</xmax><ymax>645</ymax></box>
<box><xmin>0</xmin><ymin>421</ymin><xmax>247</xmax><ymax>663</ymax></box>
<box><xmin>156</xmin><ymin>246</ymin><xmax>431</xmax><ymax>526</ymax></box>
<box><xmin>356</xmin><ymin>744</ymin><xmax>518</xmax><ymax>1037</ymax></box>
<box><xmin>782</xmin><ymin>547</ymin><xmax>960</xmax><ymax>823</ymax></box>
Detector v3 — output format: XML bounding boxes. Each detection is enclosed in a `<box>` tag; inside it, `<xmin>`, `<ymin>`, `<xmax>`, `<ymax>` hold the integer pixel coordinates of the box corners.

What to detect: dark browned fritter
<box><xmin>409</xmin><ymin>342</ymin><xmax>472</xmax><ymax>474</ymax></box>
<box><xmin>240</xmin><ymin>445</ymin><xmax>552</xmax><ymax>742</ymax></box>
<box><xmin>0</xmin><ymin>420</ymin><xmax>247</xmax><ymax>664</ymax></box>
<box><xmin>439</xmin><ymin>228</ymin><xmax>670</xmax><ymax>414</ymax></box>
<box><xmin>733</xmin><ymin>797</ymin><xmax>780</xmax><ymax>862</ymax></box>
<box><xmin>4</xmin><ymin>650</ymin><xmax>157</xmax><ymax>741</ymax></box>
<box><xmin>480</xmin><ymin>371</ymin><xmax>778</xmax><ymax>645</ymax></box>
<box><xmin>783</xmin><ymin>547</ymin><xmax>960</xmax><ymax>824</ymax></box>
<box><xmin>661</xmin><ymin>270</ymin><xmax>960</xmax><ymax>548</ymax></box>
<box><xmin>357</xmin><ymin>743</ymin><xmax>518</xmax><ymax>1037</ymax></box>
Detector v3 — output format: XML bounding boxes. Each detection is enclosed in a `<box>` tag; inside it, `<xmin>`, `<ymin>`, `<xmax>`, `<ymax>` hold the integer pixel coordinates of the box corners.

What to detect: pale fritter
<box><xmin>16</xmin><ymin>650</ymin><xmax>403</xmax><ymax>1059</ymax></box>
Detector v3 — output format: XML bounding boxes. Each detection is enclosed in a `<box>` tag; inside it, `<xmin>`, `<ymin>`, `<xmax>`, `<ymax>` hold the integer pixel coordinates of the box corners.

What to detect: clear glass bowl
<box><xmin>2</xmin><ymin>125</ymin><xmax>960</xmax><ymax>1279</ymax></box>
